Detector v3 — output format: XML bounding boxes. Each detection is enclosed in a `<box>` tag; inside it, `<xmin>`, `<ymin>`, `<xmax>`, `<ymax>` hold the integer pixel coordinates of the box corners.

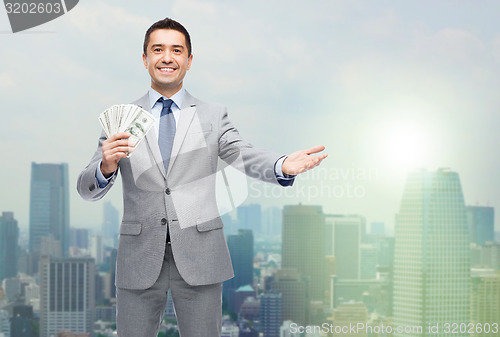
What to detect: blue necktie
<box><xmin>158</xmin><ymin>98</ymin><xmax>176</xmax><ymax>173</ymax></box>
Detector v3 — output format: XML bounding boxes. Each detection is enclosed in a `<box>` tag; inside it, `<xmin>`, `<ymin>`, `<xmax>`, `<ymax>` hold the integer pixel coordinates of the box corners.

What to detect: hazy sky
<box><xmin>1</xmin><ymin>0</ymin><xmax>499</xmax><ymax>233</ymax></box>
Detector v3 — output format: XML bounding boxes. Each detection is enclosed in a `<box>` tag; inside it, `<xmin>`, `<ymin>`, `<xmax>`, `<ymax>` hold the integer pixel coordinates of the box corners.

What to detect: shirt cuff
<box><xmin>95</xmin><ymin>160</ymin><xmax>115</xmax><ymax>188</ymax></box>
<box><xmin>274</xmin><ymin>155</ymin><xmax>296</xmax><ymax>180</ymax></box>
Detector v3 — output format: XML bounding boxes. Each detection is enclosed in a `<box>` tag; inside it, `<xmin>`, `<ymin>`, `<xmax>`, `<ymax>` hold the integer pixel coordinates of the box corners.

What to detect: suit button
<box><xmin>165</xmin><ymin>188</ymin><xmax>171</xmax><ymax>195</ymax></box>
<box><xmin>161</xmin><ymin>218</ymin><xmax>167</xmax><ymax>225</ymax></box>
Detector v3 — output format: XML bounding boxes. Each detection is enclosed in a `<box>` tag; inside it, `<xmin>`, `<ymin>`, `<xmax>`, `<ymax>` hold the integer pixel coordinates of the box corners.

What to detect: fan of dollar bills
<box><xmin>98</xmin><ymin>104</ymin><xmax>155</xmax><ymax>157</ymax></box>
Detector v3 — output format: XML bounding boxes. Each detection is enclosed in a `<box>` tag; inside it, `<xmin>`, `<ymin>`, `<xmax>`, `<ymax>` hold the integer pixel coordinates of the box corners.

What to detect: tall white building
<box><xmin>393</xmin><ymin>169</ymin><xmax>470</xmax><ymax>337</ymax></box>
<box><xmin>0</xmin><ymin>310</ymin><xmax>10</xmax><ymax>337</ymax></box>
<box><xmin>280</xmin><ymin>320</ymin><xmax>300</xmax><ymax>337</ymax></box>
<box><xmin>90</xmin><ymin>234</ymin><xmax>103</xmax><ymax>264</ymax></box>
<box><xmin>39</xmin><ymin>256</ymin><xmax>95</xmax><ymax>337</ymax></box>
<box><xmin>25</xmin><ymin>282</ymin><xmax>40</xmax><ymax>303</ymax></box>
<box><xmin>220</xmin><ymin>325</ymin><xmax>239</xmax><ymax>337</ymax></box>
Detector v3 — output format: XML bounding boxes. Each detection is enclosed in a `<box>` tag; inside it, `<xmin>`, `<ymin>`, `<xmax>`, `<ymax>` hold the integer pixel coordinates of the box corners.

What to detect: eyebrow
<box><xmin>150</xmin><ymin>44</ymin><xmax>185</xmax><ymax>50</ymax></box>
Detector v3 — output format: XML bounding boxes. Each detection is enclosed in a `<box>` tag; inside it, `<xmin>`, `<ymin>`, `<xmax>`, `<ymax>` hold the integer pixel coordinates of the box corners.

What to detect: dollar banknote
<box><xmin>98</xmin><ymin>104</ymin><xmax>155</xmax><ymax>157</ymax></box>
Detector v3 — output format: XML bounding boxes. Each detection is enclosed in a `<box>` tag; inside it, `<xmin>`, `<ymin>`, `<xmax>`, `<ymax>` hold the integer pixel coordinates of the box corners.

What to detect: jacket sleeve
<box><xmin>217</xmin><ymin>106</ymin><xmax>286</xmax><ymax>186</ymax></box>
<box><xmin>77</xmin><ymin>131</ymin><xmax>119</xmax><ymax>201</ymax></box>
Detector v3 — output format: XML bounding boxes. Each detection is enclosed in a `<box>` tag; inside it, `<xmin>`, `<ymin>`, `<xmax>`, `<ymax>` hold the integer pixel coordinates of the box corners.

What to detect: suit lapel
<box><xmin>130</xmin><ymin>93</ymin><xmax>167</xmax><ymax>179</ymax></box>
<box><xmin>167</xmin><ymin>91</ymin><xmax>198</xmax><ymax>176</ymax></box>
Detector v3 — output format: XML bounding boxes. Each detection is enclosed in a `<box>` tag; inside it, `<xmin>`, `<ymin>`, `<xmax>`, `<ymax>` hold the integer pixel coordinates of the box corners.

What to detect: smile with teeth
<box><xmin>159</xmin><ymin>67</ymin><xmax>176</xmax><ymax>72</ymax></box>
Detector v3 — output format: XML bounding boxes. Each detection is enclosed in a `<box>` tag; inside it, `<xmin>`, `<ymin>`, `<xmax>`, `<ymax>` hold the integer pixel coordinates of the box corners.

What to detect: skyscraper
<box><xmin>223</xmin><ymin>229</ymin><xmax>253</xmax><ymax>303</ymax></box>
<box><xmin>39</xmin><ymin>256</ymin><xmax>95</xmax><ymax>337</ymax></box>
<box><xmin>271</xmin><ymin>268</ymin><xmax>307</xmax><ymax>325</ymax></box>
<box><xmin>237</xmin><ymin>204</ymin><xmax>262</xmax><ymax>234</ymax></box>
<box><xmin>476</xmin><ymin>242</ymin><xmax>500</xmax><ymax>269</ymax></box>
<box><xmin>262</xmin><ymin>206</ymin><xmax>282</xmax><ymax>238</ymax></box>
<box><xmin>360</xmin><ymin>244</ymin><xmax>377</xmax><ymax>280</ymax></box>
<box><xmin>325</xmin><ymin>215</ymin><xmax>365</xmax><ymax>280</ymax></box>
<box><xmin>470</xmin><ymin>268</ymin><xmax>500</xmax><ymax>336</ymax></box>
<box><xmin>466</xmin><ymin>206</ymin><xmax>494</xmax><ymax>245</ymax></box>
<box><xmin>221</xmin><ymin>325</ymin><xmax>240</xmax><ymax>337</ymax></box>
<box><xmin>11</xmin><ymin>304</ymin><xmax>36</xmax><ymax>337</ymax></box>
<box><xmin>30</xmin><ymin>163</ymin><xmax>70</xmax><ymax>258</ymax></box>
<box><xmin>393</xmin><ymin>169</ymin><xmax>470</xmax><ymax>337</ymax></box>
<box><xmin>102</xmin><ymin>201</ymin><xmax>119</xmax><ymax>247</ymax></box>
<box><xmin>260</xmin><ymin>291</ymin><xmax>282</xmax><ymax>337</ymax></box>
<box><xmin>330</xmin><ymin>302</ymin><xmax>369</xmax><ymax>337</ymax></box>
<box><xmin>90</xmin><ymin>234</ymin><xmax>103</xmax><ymax>264</ymax></box>
<box><xmin>0</xmin><ymin>310</ymin><xmax>10</xmax><ymax>337</ymax></box>
<box><xmin>0</xmin><ymin>211</ymin><xmax>19</xmax><ymax>282</ymax></box>
<box><xmin>71</xmin><ymin>228</ymin><xmax>90</xmax><ymax>250</ymax></box>
<box><xmin>110</xmin><ymin>248</ymin><xmax>117</xmax><ymax>298</ymax></box>
<box><xmin>282</xmin><ymin>204</ymin><xmax>324</xmax><ymax>301</ymax></box>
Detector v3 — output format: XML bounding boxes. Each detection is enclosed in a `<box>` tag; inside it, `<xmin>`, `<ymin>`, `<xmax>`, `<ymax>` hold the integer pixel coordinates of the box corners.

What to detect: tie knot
<box><xmin>159</xmin><ymin>97</ymin><xmax>174</xmax><ymax>110</ymax></box>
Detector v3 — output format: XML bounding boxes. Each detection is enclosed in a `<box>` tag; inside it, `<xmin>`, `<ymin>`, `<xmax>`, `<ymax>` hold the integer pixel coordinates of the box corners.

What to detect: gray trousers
<box><xmin>116</xmin><ymin>244</ymin><xmax>223</xmax><ymax>337</ymax></box>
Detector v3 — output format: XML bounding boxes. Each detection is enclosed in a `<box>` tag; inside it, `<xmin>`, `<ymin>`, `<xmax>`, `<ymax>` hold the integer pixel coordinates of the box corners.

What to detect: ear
<box><xmin>187</xmin><ymin>54</ymin><xmax>193</xmax><ymax>71</ymax></box>
<box><xmin>142</xmin><ymin>53</ymin><xmax>148</xmax><ymax>69</ymax></box>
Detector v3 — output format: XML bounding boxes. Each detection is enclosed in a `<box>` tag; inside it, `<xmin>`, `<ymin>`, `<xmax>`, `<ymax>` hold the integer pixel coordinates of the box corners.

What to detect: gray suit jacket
<box><xmin>77</xmin><ymin>91</ymin><xmax>285</xmax><ymax>289</ymax></box>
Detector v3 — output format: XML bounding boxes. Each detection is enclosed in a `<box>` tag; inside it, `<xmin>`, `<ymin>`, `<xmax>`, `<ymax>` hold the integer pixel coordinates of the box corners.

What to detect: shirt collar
<box><xmin>148</xmin><ymin>87</ymin><xmax>186</xmax><ymax>110</ymax></box>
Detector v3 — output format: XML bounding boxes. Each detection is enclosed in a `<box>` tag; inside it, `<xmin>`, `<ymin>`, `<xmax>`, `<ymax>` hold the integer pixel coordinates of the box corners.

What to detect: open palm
<box><xmin>282</xmin><ymin>145</ymin><xmax>328</xmax><ymax>176</ymax></box>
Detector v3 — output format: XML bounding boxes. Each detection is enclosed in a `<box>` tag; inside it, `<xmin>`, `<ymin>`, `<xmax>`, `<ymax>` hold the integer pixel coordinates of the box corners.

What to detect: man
<box><xmin>77</xmin><ymin>18</ymin><xmax>327</xmax><ymax>337</ymax></box>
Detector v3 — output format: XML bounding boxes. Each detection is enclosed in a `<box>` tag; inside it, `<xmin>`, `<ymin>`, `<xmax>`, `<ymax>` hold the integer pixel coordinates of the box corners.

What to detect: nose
<box><xmin>161</xmin><ymin>51</ymin><xmax>174</xmax><ymax>63</ymax></box>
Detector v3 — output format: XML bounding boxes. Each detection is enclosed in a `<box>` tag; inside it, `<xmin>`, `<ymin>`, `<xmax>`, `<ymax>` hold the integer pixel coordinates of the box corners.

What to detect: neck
<box><xmin>151</xmin><ymin>83</ymin><xmax>182</xmax><ymax>98</ymax></box>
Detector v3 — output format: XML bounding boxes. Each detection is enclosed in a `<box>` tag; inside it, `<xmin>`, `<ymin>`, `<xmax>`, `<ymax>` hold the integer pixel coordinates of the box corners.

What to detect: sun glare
<box><xmin>382</xmin><ymin>122</ymin><xmax>431</xmax><ymax>169</ymax></box>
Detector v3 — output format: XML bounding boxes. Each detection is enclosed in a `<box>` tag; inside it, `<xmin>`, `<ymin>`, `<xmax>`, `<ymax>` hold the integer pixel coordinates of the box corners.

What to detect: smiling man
<box><xmin>77</xmin><ymin>17</ymin><xmax>327</xmax><ymax>337</ymax></box>
<box><xmin>143</xmin><ymin>28</ymin><xmax>192</xmax><ymax>98</ymax></box>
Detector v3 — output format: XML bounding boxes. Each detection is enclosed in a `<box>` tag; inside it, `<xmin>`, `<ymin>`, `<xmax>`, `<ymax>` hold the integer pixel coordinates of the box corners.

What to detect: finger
<box><xmin>104</xmin><ymin>146</ymin><xmax>133</xmax><ymax>156</ymax></box>
<box><xmin>103</xmin><ymin>139</ymin><xmax>133</xmax><ymax>149</ymax></box>
<box><xmin>103</xmin><ymin>151</ymin><xmax>128</xmax><ymax>163</ymax></box>
<box><xmin>304</xmin><ymin>145</ymin><xmax>326</xmax><ymax>155</ymax></box>
<box><xmin>306</xmin><ymin>153</ymin><xmax>328</xmax><ymax>163</ymax></box>
<box><xmin>103</xmin><ymin>149</ymin><xmax>131</xmax><ymax>164</ymax></box>
<box><xmin>311</xmin><ymin>155</ymin><xmax>327</xmax><ymax>167</ymax></box>
<box><xmin>108</xmin><ymin>132</ymin><xmax>131</xmax><ymax>142</ymax></box>
<box><xmin>305</xmin><ymin>156</ymin><xmax>324</xmax><ymax>171</ymax></box>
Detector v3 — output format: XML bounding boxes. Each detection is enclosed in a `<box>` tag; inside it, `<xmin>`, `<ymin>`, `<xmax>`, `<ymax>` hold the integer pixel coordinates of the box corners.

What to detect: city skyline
<box><xmin>1</xmin><ymin>167</ymin><xmax>498</xmax><ymax>336</ymax></box>
<box><xmin>1</xmin><ymin>1</ymin><xmax>499</xmax><ymax>233</ymax></box>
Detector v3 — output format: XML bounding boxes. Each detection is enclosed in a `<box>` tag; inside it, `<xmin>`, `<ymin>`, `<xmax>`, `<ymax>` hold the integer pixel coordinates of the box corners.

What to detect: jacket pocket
<box><xmin>120</xmin><ymin>223</ymin><xmax>142</xmax><ymax>235</ymax></box>
<box><xmin>196</xmin><ymin>218</ymin><xmax>223</xmax><ymax>232</ymax></box>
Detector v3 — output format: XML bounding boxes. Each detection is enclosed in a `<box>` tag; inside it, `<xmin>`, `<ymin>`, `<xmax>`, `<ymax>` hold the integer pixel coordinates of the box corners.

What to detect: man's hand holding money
<box><xmin>98</xmin><ymin>104</ymin><xmax>155</xmax><ymax>178</ymax></box>
<box><xmin>101</xmin><ymin>132</ymin><xmax>135</xmax><ymax>178</ymax></box>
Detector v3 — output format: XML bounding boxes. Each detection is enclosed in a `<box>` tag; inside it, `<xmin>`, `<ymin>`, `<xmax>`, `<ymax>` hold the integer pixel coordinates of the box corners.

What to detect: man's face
<box><xmin>142</xmin><ymin>29</ymin><xmax>193</xmax><ymax>97</ymax></box>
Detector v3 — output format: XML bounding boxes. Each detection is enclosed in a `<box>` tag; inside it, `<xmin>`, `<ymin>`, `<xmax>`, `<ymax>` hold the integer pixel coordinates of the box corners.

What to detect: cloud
<box><xmin>362</xmin><ymin>8</ymin><xmax>402</xmax><ymax>38</ymax></box>
<box><xmin>491</xmin><ymin>34</ymin><xmax>500</xmax><ymax>63</ymax></box>
<box><xmin>2</xmin><ymin>0</ymin><xmax>500</xmax><ymax>232</ymax></box>
<box><xmin>66</xmin><ymin>1</ymin><xmax>151</xmax><ymax>35</ymax></box>
<box><xmin>0</xmin><ymin>72</ymin><xmax>15</xmax><ymax>88</ymax></box>
<box><xmin>412</xmin><ymin>27</ymin><xmax>485</xmax><ymax>63</ymax></box>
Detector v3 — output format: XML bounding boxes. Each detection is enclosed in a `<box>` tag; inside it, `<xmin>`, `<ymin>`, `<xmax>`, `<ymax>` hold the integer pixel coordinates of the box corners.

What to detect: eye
<box><xmin>153</xmin><ymin>48</ymin><xmax>162</xmax><ymax>53</ymax></box>
<box><xmin>174</xmin><ymin>49</ymin><xmax>181</xmax><ymax>53</ymax></box>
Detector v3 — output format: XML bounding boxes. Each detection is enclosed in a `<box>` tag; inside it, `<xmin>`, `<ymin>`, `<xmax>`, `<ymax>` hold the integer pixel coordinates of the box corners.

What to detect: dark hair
<box><xmin>143</xmin><ymin>18</ymin><xmax>192</xmax><ymax>56</ymax></box>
